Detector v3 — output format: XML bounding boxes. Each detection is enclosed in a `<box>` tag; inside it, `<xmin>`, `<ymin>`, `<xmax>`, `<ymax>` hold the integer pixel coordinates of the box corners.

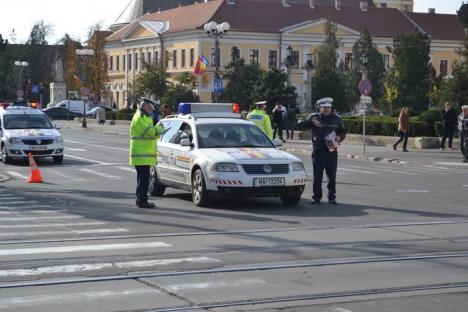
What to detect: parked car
<box><xmin>42</xmin><ymin>107</ymin><xmax>83</xmax><ymax>120</ymax></box>
<box><xmin>54</xmin><ymin>100</ymin><xmax>89</xmax><ymax>114</ymax></box>
<box><xmin>85</xmin><ymin>106</ymin><xmax>112</xmax><ymax>118</ymax></box>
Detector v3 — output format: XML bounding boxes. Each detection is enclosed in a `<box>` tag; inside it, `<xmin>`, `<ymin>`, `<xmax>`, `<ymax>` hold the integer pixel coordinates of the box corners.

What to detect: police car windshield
<box><xmin>3</xmin><ymin>114</ymin><xmax>53</xmax><ymax>129</ymax></box>
<box><xmin>197</xmin><ymin>124</ymin><xmax>274</xmax><ymax>148</ymax></box>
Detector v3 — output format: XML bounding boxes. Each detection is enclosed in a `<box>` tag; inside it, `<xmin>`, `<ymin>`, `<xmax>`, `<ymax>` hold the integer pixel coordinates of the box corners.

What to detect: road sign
<box><xmin>213</xmin><ymin>79</ymin><xmax>223</xmax><ymax>94</ymax></box>
<box><xmin>80</xmin><ymin>87</ymin><xmax>89</xmax><ymax>96</ymax></box>
<box><xmin>31</xmin><ymin>84</ymin><xmax>40</xmax><ymax>94</ymax></box>
<box><xmin>358</xmin><ymin>79</ymin><xmax>373</xmax><ymax>96</ymax></box>
<box><xmin>16</xmin><ymin>89</ymin><xmax>24</xmax><ymax>97</ymax></box>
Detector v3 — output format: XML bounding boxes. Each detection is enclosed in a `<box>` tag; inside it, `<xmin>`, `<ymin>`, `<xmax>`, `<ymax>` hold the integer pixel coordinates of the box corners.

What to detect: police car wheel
<box><xmin>149</xmin><ymin>166</ymin><xmax>165</xmax><ymax>196</ymax></box>
<box><xmin>280</xmin><ymin>193</ymin><xmax>301</xmax><ymax>206</ymax></box>
<box><xmin>1</xmin><ymin>144</ymin><xmax>12</xmax><ymax>164</ymax></box>
<box><xmin>53</xmin><ymin>156</ymin><xmax>63</xmax><ymax>163</ymax></box>
<box><xmin>192</xmin><ymin>169</ymin><xmax>210</xmax><ymax>207</ymax></box>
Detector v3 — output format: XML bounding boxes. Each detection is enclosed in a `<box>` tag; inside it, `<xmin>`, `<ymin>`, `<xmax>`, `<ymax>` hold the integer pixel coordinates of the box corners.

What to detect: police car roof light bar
<box><xmin>178</xmin><ymin>103</ymin><xmax>240</xmax><ymax>115</ymax></box>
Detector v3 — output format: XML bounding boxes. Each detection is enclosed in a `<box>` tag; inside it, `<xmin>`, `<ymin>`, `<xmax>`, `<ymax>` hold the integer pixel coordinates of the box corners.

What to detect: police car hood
<box><xmin>201</xmin><ymin>147</ymin><xmax>297</xmax><ymax>162</ymax></box>
<box><xmin>8</xmin><ymin>129</ymin><xmax>58</xmax><ymax>138</ymax></box>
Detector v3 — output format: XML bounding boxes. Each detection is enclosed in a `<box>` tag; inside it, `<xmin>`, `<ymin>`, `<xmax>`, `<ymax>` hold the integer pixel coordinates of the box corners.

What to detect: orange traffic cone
<box><xmin>28</xmin><ymin>153</ymin><xmax>43</xmax><ymax>183</ymax></box>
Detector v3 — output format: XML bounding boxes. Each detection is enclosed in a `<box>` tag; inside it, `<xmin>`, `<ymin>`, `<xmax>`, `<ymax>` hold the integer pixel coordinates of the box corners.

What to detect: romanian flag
<box><xmin>72</xmin><ymin>73</ymin><xmax>85</xmax><ymax>84</ymax></box>
<box><xmin>193</xmin><ymin>55</ymin><xmax>209</xmax><ymax>76</ymax></box>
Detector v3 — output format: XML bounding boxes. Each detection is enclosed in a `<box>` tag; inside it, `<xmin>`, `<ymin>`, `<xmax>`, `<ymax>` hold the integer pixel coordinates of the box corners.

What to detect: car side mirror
<box><xmin>273</xmin><ymin>139</ymin><xmax>283</xmax><ymax>147</ymax></box>
<box><xmin>180</xmin><ymin>139</ymin><xmax>192</xmax><ymax>147</ymax></box>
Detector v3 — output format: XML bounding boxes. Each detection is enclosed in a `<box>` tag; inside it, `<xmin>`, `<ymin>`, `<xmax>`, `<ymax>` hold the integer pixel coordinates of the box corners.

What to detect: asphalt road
<box><xmin>0</xmin><ymin>126</ymin><xmax>467</xmax><ymax>312</ymax></box>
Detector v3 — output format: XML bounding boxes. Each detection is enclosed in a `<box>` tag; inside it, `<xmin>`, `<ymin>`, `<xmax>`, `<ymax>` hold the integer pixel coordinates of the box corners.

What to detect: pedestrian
<box><xmin>246</xmin><ymin>101</ymin><xmax>273</xmax><ymax>139</ymax></box>
<box><xmin>112</xmin><ymin>102</ymin><xmax>117</xmax><ymax>111</ymax></box>
<box><xmin>393</xmin><ymin>106</ymin><xmax>410</xmax><ymax>152</ymax></box>
<box><xmin>272</xmin><ymin>102</ymin><xmax>285</xmax><ymax>142</ymax></box>
<box><xmin>96</xmin><ymin>105</ymin><xmax>106</xmax><ymax>125</ymax></box>
<box><xmin>285</xmin><ymin>104</ymin><xmax>297</xmax><ymax>140</ymax></box>
<box><xmin>458</xmin><ymin>105</ymin><xmax>468</xmax><ymax>163</ymax></box>
<box><xmin>440</xmin><ymin>101</ymin><xmax>458</xmax><ymax>150</ymax></box>
<box><xmin>298</xmin><ymin>97</ymin><xmax>346</xmax><ymax>205</ymax></box>
<box><xmin>129</xmin><ymin>98</ymin><xmax>165</xmax><ymax>208</ymax></box>
<box><xmin>162</xmin><ymin>104</ymin><xmax>172</xmax><ymax>118</ymax></box>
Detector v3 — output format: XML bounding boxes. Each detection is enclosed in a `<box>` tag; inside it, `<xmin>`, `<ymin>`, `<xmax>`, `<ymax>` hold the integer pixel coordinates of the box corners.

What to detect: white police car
<box><xmin>0</xmin><ymin>105</ymin><xmax>64</xmax><ymax>164</ymax></box>
<box><xmin>150</xmin><ymin>103</ymin><xmax>306</xmax><ymax>206</ymax></box>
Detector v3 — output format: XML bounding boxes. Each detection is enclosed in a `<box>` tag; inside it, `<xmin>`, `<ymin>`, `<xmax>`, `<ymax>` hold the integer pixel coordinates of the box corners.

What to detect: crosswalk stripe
<box><xmin>343</xmin><ymin>165</ymin><xmax>417</xmax><ymax>175</ymax></box>
<box><xmin>78</xmin><ymin>168</ymin><xmax>122</xmax><ymax>180</ymax></box>
<box><xmin>0</xmin><ymin>205</ymin><xmax>54</xmax><ymax>210</ymax></box>
<box><xmin>339</xmin><ymin>168</ymin><xmax>378</xmax><ymax>174</ymax></box>
<box><xmin>0</xmin><ymin>197</ymin><xmax>24</xmax><ymax>200</ymax></box>
<box><xmin>0</xmin><ymin>201</ymin><xmax>39</xmax><ymax>205</ymax></box>
<box><xmin>0</xmin><ymin>216</ymin><xmax>81</xmax><ymax>221</ymax></box>
<box><xmin>0</xmin><ymin>241</ymin><xmax>171</xmax><ymax>256</ymax></box>
<box><xmin>0</xmin><ymin>256</ymin><xmax>219</xmax><ymax>277</ymax></box>
<box><xmin>433</xmin><ymin>162</ymin><xmax>468</xmax><ymax>167</ymax></box>
<box><xmin>0</xmin><ymin>210</ymin><xmax>67</xmax><ymax>215</ymax></box>
<box><xmin>49</xmin><ymin>170</ymin><xmax>84</xmax><ymax>181</ymax></box>
<box><xmin>166</xmin><ymin>279</ymin><xmax>266</xmax><ymax>291</ymax></box>
<box><xmin>116</xmin><ymin>166</ymin><xmax>135</xmax><ymax>173</ymax></box>
<box><xmin>0</xmin><ymin>221</ymin><xmax>106</xmax><ymax>229</ymax></box>
<box><xmin>5</xmin><ymin>171</ymin><xmax>28</xmax><ymax>179</ymax></box>
<box><xmin>0</xmin><ymin>228</ymin><xmax>129</xmax><ymax>237</ymax></box>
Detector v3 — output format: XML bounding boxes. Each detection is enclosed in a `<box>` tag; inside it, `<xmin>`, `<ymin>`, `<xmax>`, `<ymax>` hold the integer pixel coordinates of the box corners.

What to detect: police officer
<box><xmin>129</xmin><ymin>98</ymin><xmax>165</xmax><ymax>208</ymax></box>
<box><xmin>458</xmin><ymin>105</ymin><xmax>468</xmax><ymax>163</ymax></box>
<box><xmin>298</xmin><ymin>97</ymin><xmax>346</xmax><ymax>204</ymax></box>
<box><xmin>246</xmin><ymin>101</ymin><xmax>273</xmax><ymax>139</ymax></box>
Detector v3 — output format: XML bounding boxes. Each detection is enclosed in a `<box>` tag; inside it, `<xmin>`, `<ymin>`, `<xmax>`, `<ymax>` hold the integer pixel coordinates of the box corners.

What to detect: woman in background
<box><xmin>393</xmin><ymin>106</ymin><xmax>410</xmax><ymax>152</ymax></box>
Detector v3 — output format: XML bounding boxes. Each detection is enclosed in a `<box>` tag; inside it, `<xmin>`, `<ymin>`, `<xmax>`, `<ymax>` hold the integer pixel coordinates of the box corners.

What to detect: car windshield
<box><xmin>197</xmin><ymin>123</ymin><xmax>274</xmax><ymax>148</ymax></box>
<box><xmin>3</xmin><ymin>114</ymin><xmax>53</xmax><ymax>129</ymax></box>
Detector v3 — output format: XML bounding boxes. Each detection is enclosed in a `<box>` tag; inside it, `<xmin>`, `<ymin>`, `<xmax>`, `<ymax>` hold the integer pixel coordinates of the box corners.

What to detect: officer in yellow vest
<box><xmin>129</xmin><ymin>99</ymin><xmax>165</xmax><ymax>208</ymax></box>
<box><xmin>246</xmin><ymin>101</ymin><xmax>273</xmax><ymax>139</ymax></box>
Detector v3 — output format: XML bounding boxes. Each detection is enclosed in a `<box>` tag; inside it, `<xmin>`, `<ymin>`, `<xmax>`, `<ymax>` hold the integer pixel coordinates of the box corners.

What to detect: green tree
<box><xmin>253</xmin><ymin>67</ymin><xmax>297</xmax><ymax>111</ymax></box>
<box><xmin>312</xmin><ymin>19</ymin><xmax>346</xmax><ymax>112</ymax></box>
<box><xmin>162</xmin><ymin>73</ymin><xmax>199</xmax><ymax>111</ymax></box>
<box><xmin>387</xmin><ymin>32</ymin><xmax>432</xmax><ymax>113</ymax></box>
<box><xmin>27</xmin><ymin>20</ymin><xmax>53</xmax><ymax>45</ymax></box>
<box><xmin>0</xmin><ymin>34</ymin><xmax>16</xmax><ymax>101</ymax></box>
<box><xmin>131</xmin><ymin>60</ymin><xmax>169</xmax><ymax>100</ymax></box>
<box><xmin>59</xmin><ymin>34</ymin><xmax>82</xmax><ymax>93</ymax></box>
<box><xmin>85</xmin><ymin>24</ymin><xmax>109</xmax><ymax>101</ymax></box>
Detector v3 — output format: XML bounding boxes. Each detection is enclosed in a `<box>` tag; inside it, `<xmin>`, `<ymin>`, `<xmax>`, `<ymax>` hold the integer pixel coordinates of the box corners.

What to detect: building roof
<box><xmin>106</xmin><ymin>0</ymin><xmax>464</xmax><ymax>42</ymax></box>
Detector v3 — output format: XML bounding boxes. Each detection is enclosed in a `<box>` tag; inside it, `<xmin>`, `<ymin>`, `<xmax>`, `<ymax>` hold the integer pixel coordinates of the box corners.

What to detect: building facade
<box><xmin>104</xmin><ymin>0</ymin><xmax>463</xmax><ymax>111</ymax></box>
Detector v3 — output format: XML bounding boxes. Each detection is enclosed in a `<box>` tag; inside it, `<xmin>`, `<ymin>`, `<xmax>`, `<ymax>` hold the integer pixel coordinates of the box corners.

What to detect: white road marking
<box><xmin>167</xmin><ymin>279</ymin><xmax>266</xmax><ymax>291</ymax></box>
<box><xmin>0</xmin><ymin>289</ymin><xmax>159</xmax><ymax>308</ymax></box>
<box><xmin>66</xmin><ymin>139</ymin><xmax>129</xmax><ymax>152</ymax></box>
<box><xmin>464</xmin><ymin>185</ymin><xmax>468</xmax><ymax>187</ymax></box>
<box><xmin>333</xmin><ymin>308</ymin><xmax>353</xmax><ymax>312</ymax></box>
<box><xmin>0</xmin><ymin>210</ymin><xmax>66</xmax><ymax>215</ymax></box>
<box><xmin>0</xmin><ymin>241</ymin><xmax>170</xmax><ymax>256</ymax></box>
<box><xmin>0</xmin><ymin>228</ymin><xmax>128</xmax><ymax>237</ymax></box>
<box><xmin>0</xmin><ymin>215</ymin><xmax>81</xmax><ymax>221</ymax></box>
<box><xmin>5</xmin><ymin>171</ymin><xmax>28</xmax><ymax>179</ymax></box>
<box><xmin>78</xmin><ymin>168</ymin><xmax>122</xmax><ymax>180</ymax></box>
<box><xmin>49</xmin><ymin>170</ymin><xmax>84</xmax><ymax>181</ymax></box>
<box><xmin>116</xmin><ymin>166</ymin><xmax>135</xmax><ymax>173</ymax></box>
<box><xmin>66</xmin><ymin>147</ymin><xmax>87</xmax><ymax>151</ymax></box>
<box><xmin>344</xmin><ymin>164</ymin><xmax>417</xmax><ymax>175</ymax></box>
<box><xmin>0</xmin><ymin>197</ymin><xmax>23</xmax><ymax>200</ymax></box>
<box><xmin>0</xmin><ymin>194</ymin><xmax>15</xmax><ymax>197</ymax></box>
<box><xmin>0</xmin><ymin>205</ymin><xmax>54</xmax><ymax>210</ymax></box>
<box><xmin>395</xmin><ymin>189</ymin><xmax>430</xmax><ymax>193</ymax></box>
<box><xmin>339</xmin><ymin>168</ymin><xmax>378</xmax><ymax>174</ymax></box>
<box><xmin>0</xmin><ymin>201</ymin><xmax>39</xmax><ymax>205</ymax></box>
<box><xmin>0</xmin><ymin>256</ymin><xmax>219</xmax><ymax>277</ymax></box>
<box><xmin>0</xmin><ymin>221</ymin><xmax>105</xmax><ymax>229</ymax></box>
<box><xmin>433</xmin><ymin>162</ymin><xmax>468</xmax><ymax>167</ymax></box>
<box><xmin>64</xmin><ymin>154</ymin><xmax>103</xmax><ymax>164</ymax></box>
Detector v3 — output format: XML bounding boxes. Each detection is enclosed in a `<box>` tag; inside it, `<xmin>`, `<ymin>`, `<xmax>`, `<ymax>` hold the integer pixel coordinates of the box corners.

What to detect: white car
<box><xmin>0</xmin><ymin>105</ymin><xmax>64</xmax><ymax>164</ymax></box>
<box><xmin>150</xmin><ymin>103</ymin><xmax>306</xmax><ymax>206</ymax></box>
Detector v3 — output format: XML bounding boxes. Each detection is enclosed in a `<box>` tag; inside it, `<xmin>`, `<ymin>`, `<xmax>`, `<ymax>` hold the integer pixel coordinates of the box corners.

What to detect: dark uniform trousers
<box><xmin>312</xmin><ymin>150</ymin><xmax>338</xmax><ymax>201</ymax></box>
<box><xmin>135</xmin><ymin>165</ymin><xmax>150</xmax><ymax>204</ymax></box>
<box><xmin>461</xmin><ymin>133</ymin><xmax>468</xmax><ymax>161</ymax></box>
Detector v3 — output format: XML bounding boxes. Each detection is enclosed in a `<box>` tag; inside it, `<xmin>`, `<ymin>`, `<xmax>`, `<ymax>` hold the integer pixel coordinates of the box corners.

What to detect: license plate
<box><xmin>253</xmin><ymin>177</ymin><xmax>285</xmax><ymax>187</ymax></box>
<box><xmin>29</xmin><ymin>145</ymin><xmax>47</xmax><ymax>151</ymax></box>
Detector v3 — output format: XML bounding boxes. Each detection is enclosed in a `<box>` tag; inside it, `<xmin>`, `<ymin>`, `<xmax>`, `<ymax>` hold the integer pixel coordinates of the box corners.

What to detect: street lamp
<box><xmin>75</xmin><ymin>49</ymin><xmax>94</xmax><ymax>128</ymax></box>
<box><xmin>203</xmin><ymin>21</ymin><xmax>230</xmax><ymax>102</ymax></box>
<box><xmin>285</xmin><ymin>45</ymin><xmax>293</xmax><ymax>87</ymax></box>
<box><xmin>304</xmin><ymin>53</ymin><xmax>315</xmax><ymax>113</ymax></box>
<box><xmin>14</xmin><ymin>61</ymin><xmax>28</xmax><ymax>103</ymax></box>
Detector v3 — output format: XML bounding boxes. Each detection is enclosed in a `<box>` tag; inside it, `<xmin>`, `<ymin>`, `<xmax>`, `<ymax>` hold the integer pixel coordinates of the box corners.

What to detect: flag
<box><xmin>201</xmin><ymin>55</ymin><xmax>209</xmax><ymax>66</ymax></box>
<box><xmin>193</xmin><ymin>57</ymin><xmax>204</xmax><ymax>76</ymax></box>
<box><xmin>72</xmin><ymin>73</ymin><xmax>85</xmax><ymax>84</ymax></box>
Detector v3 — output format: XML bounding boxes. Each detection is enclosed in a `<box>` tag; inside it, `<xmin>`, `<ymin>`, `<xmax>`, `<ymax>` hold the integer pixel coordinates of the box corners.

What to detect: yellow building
<box><xmin>373</xmin><ymin>0</ymin><xmax>413</xmax><ymax>11</ymax></box>
<box><xmin>104</xmin><ymin>0</ymin><xmax>463</xmax><ymax>111</ymax></box>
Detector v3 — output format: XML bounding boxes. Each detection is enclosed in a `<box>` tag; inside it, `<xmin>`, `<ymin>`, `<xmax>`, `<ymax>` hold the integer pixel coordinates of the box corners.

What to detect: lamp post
<box><xmin>75</xmin><ymin>49</ymin><xmax>94</xmax><ymax>128</ymax></box>
<box><xmin>203</xmin><ymin>21</ymin><xmax>230</xmax><ymax>102</ymax></box>
<box><xmin>285</xmin><ymin>45</ymin><xmax>293</xmax><ymax>87</ymax></box>
<box><xmin>14</xmin><ymin>61</ymin><xmax>28</xmax><ymax>103</ymax></box>
<box><xmin>304</xmin><ymin>53</ymin><xmax>315</xmax><ymax>113</ymax></box>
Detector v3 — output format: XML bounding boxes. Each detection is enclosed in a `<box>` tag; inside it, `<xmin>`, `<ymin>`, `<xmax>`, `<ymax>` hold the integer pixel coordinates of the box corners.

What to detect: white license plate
<box><xmin>253</xmin><ymin>177</ymin><xmax>285</xmax><ymax>187</ymax></box>
<box><xmin>29</xmin><ymin>145</ymin><xmax>48</xmax><ymax>151</ymax></box>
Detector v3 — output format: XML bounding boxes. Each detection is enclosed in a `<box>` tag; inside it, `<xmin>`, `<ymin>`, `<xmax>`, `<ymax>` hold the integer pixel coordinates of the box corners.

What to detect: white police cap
<box><xmin>140</xmin><ymin>97</ymin><xmax>160</xmax><ymax>106</ymax></box>
<box><xmin>255</xmin><ymin>100</ymin><xmax>267</xmax><ymax>107</ymax></box>
<box><xmin>462</xmin><ymin>105</ymin><xmax>468</xmax><ymax>110</ymax></box>
<box><xmin>317</xmin><ymin>97</ymin><xmax>333</xmax><ymax>107</ymax></box>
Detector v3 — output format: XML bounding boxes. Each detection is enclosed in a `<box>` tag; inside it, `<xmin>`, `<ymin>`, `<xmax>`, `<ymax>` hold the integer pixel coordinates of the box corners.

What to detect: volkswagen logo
<box><xmin>36</xmin><ymin>139</ymin><xmax>42</xmax><ymax>145</ymax></box>
<box><xmin>262</xmin><ymin>164</ymin><xmax>273</xmax><ymax>174</ymax></box>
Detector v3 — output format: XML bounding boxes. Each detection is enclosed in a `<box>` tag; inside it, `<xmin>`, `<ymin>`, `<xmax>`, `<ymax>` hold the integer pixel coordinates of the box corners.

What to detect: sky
<box><xmin>0</xmin><ymin>0</ymin><xmax>465</xmax><ymax>44</ymax></box>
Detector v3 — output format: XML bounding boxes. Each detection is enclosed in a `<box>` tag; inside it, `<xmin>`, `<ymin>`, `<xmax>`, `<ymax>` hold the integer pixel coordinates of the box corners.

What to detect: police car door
<box><xmin>157</xmin><ymin>119</ymin><xmax>182</xmax><ymax>181</ymax></box>
<box><xmin>167</xmin><ymin>122</ymin><xmax>193</xmax><ymax>186</ymax></box>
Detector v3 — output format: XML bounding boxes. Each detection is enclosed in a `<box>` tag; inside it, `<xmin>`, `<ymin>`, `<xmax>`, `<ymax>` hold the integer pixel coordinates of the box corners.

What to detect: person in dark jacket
<box><xmin>285</xmin><ymin>104</ymin><xmax>297</xmax><ymax>140</ymax></box>
<box><xmin>441</xmin><ymin>102</ymin><xmax>458</xmax><ymax>150</ymax></box>
<box><xmin>459</xmin><ymin>105</ymin><xmax>468</xmax><ymax>162</ymax></box>
<box><xmin>298</xmin><ymin>97</ymin><xmax>346</xmax><ymax>205</ymax></box>
<box><xmin>272</xmin><ymin>102</ymin><xmax>285</xmax><ymax>142</ymax></box>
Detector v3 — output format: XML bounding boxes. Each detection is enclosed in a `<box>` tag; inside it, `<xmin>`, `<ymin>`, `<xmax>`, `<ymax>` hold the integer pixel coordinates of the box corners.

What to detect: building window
<box><xmin>190</xmin><ymin>48</ymin><xmax>194</xmax><ymax>67</ymax></box>
<box><xmin>155</xmin><ymin>51</ymin><xmax>159</xmax><ymax>63</ymax></box>
<box><xmin>268</xmin><ymin>50</ymin><xmax>278</xmax><ymax>69</ymax></box>
<box><xmin>127</xmin><ymin>53</ymin><xmax>131</xmax><ymax>71</ymax></box>
<box><xmin>116</xmin><ymin>55</ymin><xmax>120</xmax><ymax>71</ymax></box>
<box><xmin>172</xmin><ymin>50</ymin><xmax>177</xmax><ymax>68</ymax></box>
<box><xmin>211</xmin><ymin>48</ymin><xmax>220</xmax><ymax>67</ymax></box>
<box><xmin>147</xmin><ymin>51</ymin><xmax>152</xmax><ymax>64</ymax></box>
<box><xmin>383</xmin><ymin>54</ymin><xmax>390</xmax><ymax>70</ymax></box>
<box><xmin>291</xmin><ymin>50</ymin><xmax>299</xmax><ymax>69</ymax></box>
<box><xmin>440</xmin><ymin>60</ymin><xmax>448</xmax><ymax>77</ymax></box>
<box><xmin>165</xmin><ymin>51</ymin><xmax>169</xmax><ymax>68</ymax></box>
<box><xmin>134</xmin><ymin>53</ymin><xmax>138</xmax><ymax>71</ymax></box>
<box><xmin>109</xmin><ymin>56</ymin><xmax>113</xmax><ymax>71</ymax></box>
<box><xmin>345</xmin><ymin>53</ymin><xmax>353</xmax><ymax>71</ymax></box>
<box><xmin>380</xmin><ymin>3</ymin><xmax>387</xmax><ymax>8</ymax></box>
<box><xmin>181</xmin><ymin>49</ymin><xmax>186</xmax><ymax>67</ymax></box>
<box><xmin>123</xmin><ymin>55</ymin><xmax>126</xmax><ymax>71</ymax></box>
<box><xmin>249</xmin><ymin>49</ymin><xmax>259</xmax><ymax>65</ymax></box>
<box><xmin>403</xmin><ymin>4</ymin><xmax>411</xmax><ymax>12</ymax></box>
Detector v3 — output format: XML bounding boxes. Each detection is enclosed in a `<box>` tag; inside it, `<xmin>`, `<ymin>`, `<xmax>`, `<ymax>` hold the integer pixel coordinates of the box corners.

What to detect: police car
<box><xmin>150</xmin><ymin>103</ymin><xmax>306</xmax><ymax>206</ymax></box>
<box><xmin>0</xmin><ymin>105</ymin><xmax>64</xmax><ymax>164</ymax></box>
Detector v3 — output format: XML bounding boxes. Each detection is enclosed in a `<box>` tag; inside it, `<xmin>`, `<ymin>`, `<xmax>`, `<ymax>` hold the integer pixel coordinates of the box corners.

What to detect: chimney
<box><xmin>282</xmin><ymin>0</ymin><xmax>291</xmax><ymax>7</ymax></box>
<box><xmin>335</xmin><ymin>0</ymin><xmax>341</xmax><ymax>11</ymax></box>
<box><xmin>360</xmin><ymin>1</ymin><xmax>368</xmax><ymax>12</ymax></box>
<box><xmin>227</xmin><ymin>0</ymin><xmax>235</xmax><ymax>4</ymax></box>
<box><xmin>428</xmin><ymin>8</ymin><xmax>435</xmax><ymax>14</ymax></box>
<box><xmin>309</xmin><ymin>0</ymin><xmax>315</xmax><ymax>9</ymax></box>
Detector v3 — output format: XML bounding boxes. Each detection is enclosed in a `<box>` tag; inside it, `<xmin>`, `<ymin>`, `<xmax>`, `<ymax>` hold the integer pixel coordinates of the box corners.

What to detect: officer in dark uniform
<box><xmin>298</xmin><ymin>98</ymin><xmax>346</xmax><ymax>204</ymax></box>
<box><xmin>459</xmin><ymin>105</ymin><xmax>468</xmax><ymax>163</ymax></box>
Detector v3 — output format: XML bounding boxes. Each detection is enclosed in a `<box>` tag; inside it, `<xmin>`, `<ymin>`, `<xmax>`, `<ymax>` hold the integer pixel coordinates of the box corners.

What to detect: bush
<box><xmin>342</xmin><ymin>116</ymin><xmax>434</xmax><ymax>136</ymax></box>
<box><xmin>114</xmin><ymin>108</ymin><xmax>135</xmax><ymax>121</ymax></box>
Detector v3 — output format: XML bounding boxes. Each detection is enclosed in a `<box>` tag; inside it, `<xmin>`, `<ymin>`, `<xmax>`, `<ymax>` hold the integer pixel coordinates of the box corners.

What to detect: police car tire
<box><xmin>1</xmin><ymin>144</ymin><xmax>12</xmax><ymax>164</ymax></box>
<box><xmin>280</xmin><ymin>193</ymin><xmax>301</xmax><ymax>206</ymax></box>
<box><xmin>192</xmin><ymin>169</ymin><xmax>210</xmax><ymax>207</ymax></box>
<box><xmin>53</xmin><ymin>156</ymin><xmax>63</xmax><ymax>163</ymax></box>
<box><xmin>149</xmin><ymin>166</ymin><xmax>165</xmax><ymax>196</ymax></box>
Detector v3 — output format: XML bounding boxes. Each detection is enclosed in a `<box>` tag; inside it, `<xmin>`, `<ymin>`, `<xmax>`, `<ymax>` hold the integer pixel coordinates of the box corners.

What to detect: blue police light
<box><xmin>178</xmin><ymin>103</ymin><xmax>192</xmax><ymax>114</ymax></box>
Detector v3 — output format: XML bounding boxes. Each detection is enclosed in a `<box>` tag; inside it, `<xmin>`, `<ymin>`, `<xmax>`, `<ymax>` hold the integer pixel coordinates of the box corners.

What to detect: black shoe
<box><xmin>311</xmin><ymin>199</ymin><xmax>321</xmax><ymax>205</ymax></box>
<box><xmin>402</xmin><ymin>149</ymin><xmax>409</xmax><ymax>152</ymax></box>
<box><xmin>328</xmin><ymin>199</ymin><xmax>337</xmax><ymax>204</ymax></box>
<box><xmin>463</xmin><ymin>159</ymin><xmax>468</xmax><ymax>163</ymax></box>
<box><xmin>136</xmin><ymin>201</ymin><xmax>156</xmax><ymax>208</ymax></box>
<box><xmin>393</xmin><ymin>145</ymin><xmax>397</xmax><ymax>151</ymax></box>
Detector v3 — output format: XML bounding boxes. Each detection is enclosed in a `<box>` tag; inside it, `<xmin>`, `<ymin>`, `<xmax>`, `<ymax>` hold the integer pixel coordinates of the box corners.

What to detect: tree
<box><xmin>0</xmin><ymin>34</ymin><xmax>16</xmax><ymax>101</ymax></box>
<box><xmin>131</xmin><ymin>60</ymin><xmax>169</xmax><ymax>101</ymax></box>
<box><xmin>458</xmin><ymin>3</ymin><xmax>468</xmax><ymax>29</ymax></box>
<box><xmin>27</xmin><ymin>20</ymin><xmax>53</xmax><ymax>45</ymax></box>
<box><xmin>85</xmin><ymin>24</ymin><xmax>109</xmax><ymax>101</ymax></box>
<box><xmin>312</xmin><ymin>19</ymin><xmax>346</xmax><ymax>112</ymax></box>
<box><xmin>253</xmin><ymin>67</ymin><xmax>297</xmax><ymax>111</ymax></box>
<box><xmin>60</xmin><ymin>34</ymin><xmax>82</xmax><ymax>92</ymax></box>
<box><xmin>162</xmin><ymin>72</ymin><xmax>199</xmax><ymax>111</ymax></box>
<box><xmin>386</xmin><ymin>32</ymin><xmax>432</xmax><ymax>113</ymax></box>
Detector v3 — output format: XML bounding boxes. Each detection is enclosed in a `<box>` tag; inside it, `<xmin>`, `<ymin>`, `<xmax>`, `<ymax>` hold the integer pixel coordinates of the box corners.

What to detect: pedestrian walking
<box><xmin>393</xmin><ymin>106</ymin><xmax>410</xmax><ymax>152</ymax></box>
<box><xmin>458</xmin><ymin>105</ymin><xmax>468</xmax><ymax>163</ymax></box>
<box><xmin>129</xmin><ymin>98</ymin><xmax>165</xmax><ymax>209</ymax></box>
<box><xmin>272</xmin><ymin>102</ymin><xmax>285</xmax><ymax>142</ymax></box>
<box><xmin>96</xmin><ymin>105</ymin><xmax>106</xmax><ymax>125</ymax></box>
<box><xmin>440</xmin><ymin>102</ymin><xmax>458</xmax><ymax>150</ymax></box>
<box><xmin>298</xmin><ymin>97</ymin><xmax>346</xmax><ymax>205</ymax></box>
<box><xmin>112</xmin><ymin>102</ymin><xmax>117</xmax><ymax>111</ymax></box>
<box><xmin>285</xmin><ymin>104</ymin><xmax>297</xmax><ymax>140</ymax></box>
<box><xmin>246</xmin><ymin>101</ymin><xmax>273</xmax><ymax>139</ymax></box>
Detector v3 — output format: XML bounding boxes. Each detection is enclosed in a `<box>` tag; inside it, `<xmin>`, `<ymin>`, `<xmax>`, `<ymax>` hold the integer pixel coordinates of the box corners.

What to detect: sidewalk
<box><xmin>55</xmin><ymin>120</ymin><xmax>467</xmax><ymax>167</ymax></box>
